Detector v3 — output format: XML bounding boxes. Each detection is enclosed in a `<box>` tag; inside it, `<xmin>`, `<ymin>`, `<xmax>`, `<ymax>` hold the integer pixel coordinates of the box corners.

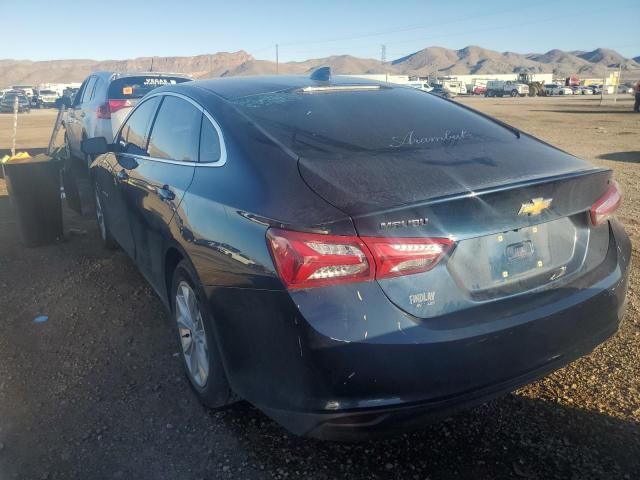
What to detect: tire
<box><xmin>93</xmin><ymin>181</ymin><xmax>118</xmax><ymax>250</ymax></box>
<box><xmin>81</xmin><ymin>135</ymin><xmax>89</xmax><ymax>169</ymax></box>
<box><xmin>510</xmin><ymin>89</ymin><xmax>518</xmax><ymax>97</ymax></box>
<box><xmin>171</xmin><ymin>260</ymin><xmax>238</xmax><ymax>409</ymax></box>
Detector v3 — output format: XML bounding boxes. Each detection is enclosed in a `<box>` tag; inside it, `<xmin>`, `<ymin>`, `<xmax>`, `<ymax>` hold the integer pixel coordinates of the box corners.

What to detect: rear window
<box><xmin>108</xmin><ymin>76</ymin><xmax>190</xmax><ymax>100</ymax></box>
<box><xmin>229</xmin><ymin>86</ymin><xmax>505</xmax><ymax>159</ymax></box>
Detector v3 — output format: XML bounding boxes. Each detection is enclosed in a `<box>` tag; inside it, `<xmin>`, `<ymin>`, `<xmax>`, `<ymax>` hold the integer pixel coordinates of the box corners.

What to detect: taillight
<box><xmin>361</xmin><ymin>237</ymin><xmax>454</xmax><ymax>279</ymax></box>
<box><xmin>590</xmin><ymin>181</ymin><xmax>622</xmax><ymax>225</ymax></box>
<box><xmin>266</xmin><ymin>228</ymin><xmax>454</xmax><ymax>289</ymax></box>
<box><xmin>266</xmin><ymin>228</ymin><xmax>374</xmax><ymax>289</ymax></box>
<box><xmin>97</xmin><ymin>99</ymin><xmax>132</xmax><ymax>119</ymax></box>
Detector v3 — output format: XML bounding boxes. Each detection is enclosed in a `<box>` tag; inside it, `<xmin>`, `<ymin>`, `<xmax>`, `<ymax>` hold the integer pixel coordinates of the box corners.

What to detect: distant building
<box><xmin>37</xmin><ymin>83</ymin><xmax>82</xmax><ymax>96</ymax></box>
<box><xmin>342</xmin><ymin>74</ymin><xmax>413</xmax><ymax>84</ymax></box>
<box><xmin>343</xmin><ymin>72</ymin><xmax>554</xmax><ymax>90</ymax></box>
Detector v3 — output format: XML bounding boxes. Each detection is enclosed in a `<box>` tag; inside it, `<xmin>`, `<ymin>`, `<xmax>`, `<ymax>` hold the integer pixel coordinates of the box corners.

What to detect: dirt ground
<box><xmin>0</xmin><ymin>97</ymin><xmax>638</xmax><ymax>480</ymax></box>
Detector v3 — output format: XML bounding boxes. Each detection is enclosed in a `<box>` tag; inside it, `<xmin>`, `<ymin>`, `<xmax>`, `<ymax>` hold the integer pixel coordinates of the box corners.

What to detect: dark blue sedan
<box><xmin>82</xmin><ymin>70</ymin><xmax>631</xmax><ymax>440</ymax></box>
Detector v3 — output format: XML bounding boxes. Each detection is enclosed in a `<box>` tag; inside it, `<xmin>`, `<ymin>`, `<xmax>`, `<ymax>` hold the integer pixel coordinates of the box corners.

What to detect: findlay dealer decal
<box><xmin>389</xmin><ymin>129</ymin><xmax>472</xmax><ymax>148</ymax></box>
<box><xmin>409</xmin><ymin>291</ymin><xmax>436</xmax><ymax>308</ymax></box>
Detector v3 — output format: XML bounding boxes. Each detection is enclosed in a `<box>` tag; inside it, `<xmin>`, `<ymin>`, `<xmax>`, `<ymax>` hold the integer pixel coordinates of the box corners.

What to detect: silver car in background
<box><xmin>64</xmin><ymin>71</ymin><xmax>192</xmax><ymax>166</ymax></box>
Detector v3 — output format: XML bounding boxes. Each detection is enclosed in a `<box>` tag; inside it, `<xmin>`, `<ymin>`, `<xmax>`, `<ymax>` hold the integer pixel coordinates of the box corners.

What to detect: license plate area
<box><xmin>449</xmin><ymin>217</ymin><xmax>583</xmax><ymax>298</ymax></box>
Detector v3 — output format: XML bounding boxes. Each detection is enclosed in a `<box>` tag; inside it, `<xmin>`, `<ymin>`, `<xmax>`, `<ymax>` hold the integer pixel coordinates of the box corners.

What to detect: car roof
<box><xmin>172</xmin><ymin>74</ymin><xmax>386</xmax><ymax>100</ymax></box>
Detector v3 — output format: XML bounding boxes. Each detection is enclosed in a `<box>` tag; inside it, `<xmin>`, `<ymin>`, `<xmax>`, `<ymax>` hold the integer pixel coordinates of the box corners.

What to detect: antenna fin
<box><xmin>310</xmin><ymin>66</ymin><xmax>331</xmax><ymax>81</ymax></box>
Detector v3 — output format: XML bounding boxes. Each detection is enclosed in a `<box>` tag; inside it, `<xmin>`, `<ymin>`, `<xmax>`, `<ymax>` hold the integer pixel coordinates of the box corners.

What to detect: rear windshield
<box><xmin>40</xmin><ymin>90</ymin><xmax>56</xmax><ymax>95</ymax></box>
<box><xmin>108</xmin><ymin>76</ymin><xmax>190</xmax><ymax>100</ymax></box>
<box><xmin>229</xmin><ymin>86</ymin><xmax>508</xmax><ymax>159</ymax></box>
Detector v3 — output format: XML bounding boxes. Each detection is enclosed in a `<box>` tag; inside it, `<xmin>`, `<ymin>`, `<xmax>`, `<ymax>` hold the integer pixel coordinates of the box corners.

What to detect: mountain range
<box><xmin>1</xmin><ymin>46</ymin><xmax>638</xmax><ymax>87</ymax></box>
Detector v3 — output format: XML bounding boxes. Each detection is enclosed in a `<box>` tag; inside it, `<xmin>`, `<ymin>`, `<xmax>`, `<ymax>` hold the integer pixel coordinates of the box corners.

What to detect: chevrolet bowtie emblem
<box><xmin>518</xmin><ymin>197</ymin><xmax>552</xmax><ymax>216</ymax></box>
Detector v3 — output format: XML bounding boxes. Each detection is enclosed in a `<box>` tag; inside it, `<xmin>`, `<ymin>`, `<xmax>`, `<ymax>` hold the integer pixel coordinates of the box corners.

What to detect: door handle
<box><xmin>116</xmin><ymin>170</ymin><xmax>129</xmax><ymax>182</ymax></box>
<box><xmin>157</xmin><ymin>185</ymin><xmax>175</xmax><ymax>202</ymax></box>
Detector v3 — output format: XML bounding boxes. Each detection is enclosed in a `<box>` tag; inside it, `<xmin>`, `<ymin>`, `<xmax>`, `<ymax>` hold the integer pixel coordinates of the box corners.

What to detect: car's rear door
<box><xmin>119</xmin><ymin>93</ymin><xmax>200</xmax><ymax>293</ymax></box>
<box><xmin>103</xmin><ymin>96</ymin><xmax>162</xmax><ymax>257</ymax></box>
<box><xmin>66</xmin><ymin>78</ymin><xmax>90</xmax><ymax>155</ymax></box>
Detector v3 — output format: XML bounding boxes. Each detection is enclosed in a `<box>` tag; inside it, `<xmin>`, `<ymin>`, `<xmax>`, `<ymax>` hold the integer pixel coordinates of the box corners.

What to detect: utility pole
<box><xmin>381</xmin><ymin>44</ymin><xmax>386</xmax><ymax>69</ymax></box>
<box><xmin>276</xmin><ymin>44</ymin><xmax>279</xmax><ymax>74</ymax></box>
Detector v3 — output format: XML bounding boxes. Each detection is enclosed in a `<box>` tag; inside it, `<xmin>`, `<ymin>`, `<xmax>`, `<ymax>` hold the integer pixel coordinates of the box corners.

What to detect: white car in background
<box><xmin>617</xmin><ymin>85</ymin><xmax>633</xmax><ymax>94</ymax></box>
<box><xmin>406</xmin><ymin>82</ymin><xmax>434</xmax><ymax>92</ymax></box>
<box><xmin>544</xmin><ymin>84</ymin><xmax>573</xmax><ymax>96</ymax></box>
<box><xmin>572</xmin><ymin>86</ymin><xmax>593</xmax><ymax>95</ymax></box>
<box><xmin>64</xmin><ymin>71</ymin><xmax>192</xmax><ymax>167</ymax></box>
<box><xmin>35</xmin><ymin>89</ymin><xmax>60</xmax><ymax>108</ymax></box>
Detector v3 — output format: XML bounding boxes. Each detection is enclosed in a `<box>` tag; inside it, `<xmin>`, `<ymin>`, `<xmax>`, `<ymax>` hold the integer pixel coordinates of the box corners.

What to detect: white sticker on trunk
<box><xmin>409</xmin><ymin>291</ymin><xmax>436</xmax><ymax>307</ymax></box>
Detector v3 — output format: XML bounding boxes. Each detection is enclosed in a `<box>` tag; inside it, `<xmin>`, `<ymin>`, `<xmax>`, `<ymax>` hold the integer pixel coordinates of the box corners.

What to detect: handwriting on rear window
<box><xmin>389</xmin><ymin>129</ymin><xmax>471</xmax><ymax>148</ymax></box>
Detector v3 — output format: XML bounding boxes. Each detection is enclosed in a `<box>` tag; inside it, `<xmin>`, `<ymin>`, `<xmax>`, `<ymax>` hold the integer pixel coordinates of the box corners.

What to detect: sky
<box><xmin>2</xmin><ymin>0</ymin><xmax>638</xmax><ymax>62</ymax></box>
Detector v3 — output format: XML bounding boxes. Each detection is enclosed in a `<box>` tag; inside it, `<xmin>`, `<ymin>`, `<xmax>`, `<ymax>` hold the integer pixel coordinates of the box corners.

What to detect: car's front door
<box><xmin>119</xmin><ymin>94</ymin><xmax>200</xmax><ymax>293</ymax></box>
<box><xmin>104</xmin><ymin>96</ymin><xmax>162</xmax><ymax>258</ymax></box>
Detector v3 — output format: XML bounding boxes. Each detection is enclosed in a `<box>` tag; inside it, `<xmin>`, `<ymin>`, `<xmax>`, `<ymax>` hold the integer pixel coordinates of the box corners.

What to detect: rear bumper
<box><xmin>263</xmin><ymin>324</ymin><xmax>617</xmax><ymax>441</ymax></box>
<box><xmin>205</xmin><ymin>220</ymin><xmax>631</xmax><ymax>440</ymax></box>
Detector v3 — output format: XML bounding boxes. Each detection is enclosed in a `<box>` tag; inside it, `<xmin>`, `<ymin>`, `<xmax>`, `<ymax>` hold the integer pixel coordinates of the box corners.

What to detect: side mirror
<box><xmin>81</xmin><ymin>137</ymin><xmax>112</xmax><ymax>155</ymax></box>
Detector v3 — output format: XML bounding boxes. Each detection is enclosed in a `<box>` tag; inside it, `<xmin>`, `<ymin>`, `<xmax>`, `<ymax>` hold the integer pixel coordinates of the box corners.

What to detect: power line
<box><xmin>274</xmin><ymin>5</ymin><xmax>638</xmax><ymax>63</ymax></box>
<box><xmin>380</xmin><ymin>5</ymin><xmax>638</xmax><ymax>50</ymax></box>
<box><xmin>276</xmin><ymin>3</ymin><xmax>553</xmax><ymax>48</ymax></box>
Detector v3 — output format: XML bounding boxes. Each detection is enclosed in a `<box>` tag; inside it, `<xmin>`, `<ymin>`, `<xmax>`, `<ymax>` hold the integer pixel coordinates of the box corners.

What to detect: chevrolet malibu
<box><xmin>82</xmin><ymin>70</ymin><xmax>631</xmax><ymax>440</ymax></box>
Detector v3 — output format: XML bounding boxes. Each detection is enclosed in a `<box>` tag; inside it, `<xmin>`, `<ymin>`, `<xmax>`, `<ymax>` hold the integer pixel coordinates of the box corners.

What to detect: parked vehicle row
<box><xmin>0</xmin><ymin>91</ymin><xmax>31</xmax><ymax>113</ymax></box>
<box><xmin>544</xmin><ymin>84</ymin><xmax>574</xmax><ymax>96</ymax></box>
<box><xmin>77</xmin><ymin>70</ymin><xmax>630</xmax><ymax>440</ymax></box>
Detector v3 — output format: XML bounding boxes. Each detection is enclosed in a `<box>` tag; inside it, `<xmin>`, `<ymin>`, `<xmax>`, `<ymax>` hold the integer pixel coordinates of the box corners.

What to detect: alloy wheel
<box><xmin>175</xmin><ymin>281</ymin><xmax>210</xmax><ymax>388</ymax></box>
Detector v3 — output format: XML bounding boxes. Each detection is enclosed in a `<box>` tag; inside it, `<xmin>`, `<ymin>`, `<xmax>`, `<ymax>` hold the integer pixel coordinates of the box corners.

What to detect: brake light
<box><xmin>361</xmin><ymin>237</ymin><xmax>453</xmax><ymax>279</ymax></box>
<box><xmin>97</xmin><ymin>99</ymin><xmax>132</xmax><ymax>119</ymax></box>
<box><xmin>590</xmin><ymin>181</ymin><xmax>622</xmax><ymax>225</ymax></box>
<box><xmin>266</xmin><ymin>229</ymin><xmax>374</xmax><ymax>289</ymax></box>
<box><xmin>266</xmin><ymin>228</ymin><xmax>454</xmax><ymax>289</ymax></box>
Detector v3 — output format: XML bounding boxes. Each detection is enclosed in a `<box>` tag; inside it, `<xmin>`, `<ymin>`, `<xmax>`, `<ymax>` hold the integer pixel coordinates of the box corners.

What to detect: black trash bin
<box><xmin>3</xmin><ymin>156</ymin><xmax>63</xmax><ymax>247</ymax></box>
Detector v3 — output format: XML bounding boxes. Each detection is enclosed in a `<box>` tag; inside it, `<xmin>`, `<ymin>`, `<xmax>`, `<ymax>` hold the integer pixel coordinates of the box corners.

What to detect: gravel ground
<box><xmin>0</xmin><ymin>97</ymin><xmax>638</xmax><ymax>479</ymax></box>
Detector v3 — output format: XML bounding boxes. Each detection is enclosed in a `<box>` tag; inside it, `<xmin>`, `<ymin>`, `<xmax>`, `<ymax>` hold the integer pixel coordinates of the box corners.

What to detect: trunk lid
<box><xmin>293</xmin><ymin>110</ymin><xmax>613</xmax><ymax>317</ymax></box>
<box><xmin>347</xmin><ymin>168</ymin><xmax>613</xmax><ymax>319</ymax></box>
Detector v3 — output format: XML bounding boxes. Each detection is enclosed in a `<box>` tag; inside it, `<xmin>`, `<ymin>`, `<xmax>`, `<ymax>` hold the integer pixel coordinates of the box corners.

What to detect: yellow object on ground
<box><xmin>1</xmin><ymin>152</ymin><xmax>32</xmax><ymax>164</ymax></box>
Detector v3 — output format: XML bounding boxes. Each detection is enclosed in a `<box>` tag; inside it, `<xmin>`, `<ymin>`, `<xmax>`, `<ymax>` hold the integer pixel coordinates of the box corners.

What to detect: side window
<box><xmin>72</xmin><ymin>79</ymin><xmax>88</xmax><ymax>107</ymax></box>
<box><xmin>81</xmin><ymin>77</ymin><xmax>96</xmax><ymax>104</ymax></box>
<box><xmin>199</xmin><ymin>115</ymin><xmax>221</xmax><ymax>163</ymax></box>
<box><xmin>90</xmin><ymin>77</ymin><xmax>104</xmax><ymax>102</ymax></box>
<box><xmin>148</xmin><ymin>96</ymin><xmax>200</xmax><ymax>162</ymax></box>
<box><xmin>117</xmin><ymin>96</ymin><xmax>161</xmax><ymax>155</ymax></box>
